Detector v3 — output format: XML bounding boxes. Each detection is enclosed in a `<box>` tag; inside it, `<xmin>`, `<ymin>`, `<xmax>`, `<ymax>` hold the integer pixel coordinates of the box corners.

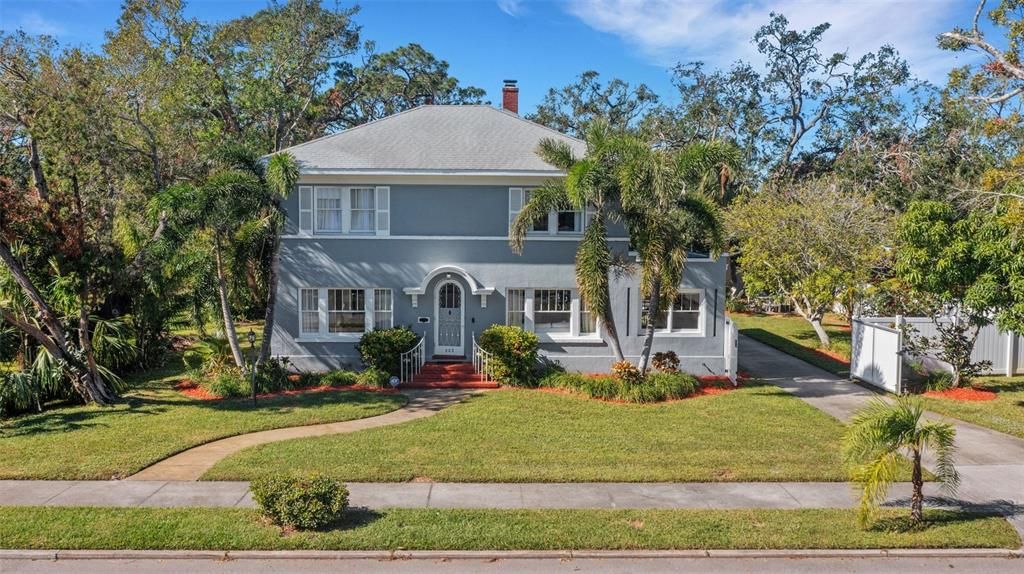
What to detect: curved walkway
<box><xmin>127</xmin><ymin>390</ymin><xmax>472</xmax><ymax>481</ymax></box>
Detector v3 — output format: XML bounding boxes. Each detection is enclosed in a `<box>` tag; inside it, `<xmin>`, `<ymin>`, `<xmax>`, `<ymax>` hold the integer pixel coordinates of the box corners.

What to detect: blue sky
<box><xmin>0</xmin><ymin>0</ymin><xmax>986</xmax><ymax>113</ymax></box>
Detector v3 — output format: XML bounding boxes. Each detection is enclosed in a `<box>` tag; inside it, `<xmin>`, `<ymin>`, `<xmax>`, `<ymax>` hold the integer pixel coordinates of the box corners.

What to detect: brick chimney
<box><xmin>502</xmin><ymin>79</ymin><xmax>519</xmax><ymax>114</ymax></box>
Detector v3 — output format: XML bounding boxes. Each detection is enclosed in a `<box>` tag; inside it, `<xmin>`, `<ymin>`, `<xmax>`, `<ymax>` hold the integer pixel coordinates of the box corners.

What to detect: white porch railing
<box><xmin>472</xmin><ymin>332</ymin><xmax>494</xmax><ymax>382</ymax></box>
<box><xmin>399</xmin><ymin>336</ymin><xmax>426</xmax><ymax>384</ymax></box>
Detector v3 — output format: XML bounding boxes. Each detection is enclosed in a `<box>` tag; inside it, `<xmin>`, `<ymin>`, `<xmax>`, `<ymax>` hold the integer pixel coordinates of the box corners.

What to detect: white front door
<box><xmin>434</xmin><ymin>280</ymin><xmax>464</xmax><ymax>356</ymax></box>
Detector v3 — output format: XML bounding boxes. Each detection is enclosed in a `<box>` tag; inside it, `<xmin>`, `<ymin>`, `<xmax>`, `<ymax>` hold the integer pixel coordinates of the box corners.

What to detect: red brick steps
<box><xmin>403</xmin><ymin>361</ymin><xmax>498</xmax><ymax>389</ymax></box>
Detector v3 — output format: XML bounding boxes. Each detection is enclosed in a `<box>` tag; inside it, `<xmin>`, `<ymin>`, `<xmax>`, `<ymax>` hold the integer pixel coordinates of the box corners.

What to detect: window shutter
<box><xmin>298</xmin><ymin>186</ymin><xmax>313</xmax><ymax>234</ymax></box>
<box><xmin>508</xmin><ymin>187</ymin><xmax>523</xmax><ymax>230</ymax></box>
<box><xmin>375</xmin><ymin>186</ymin><xmax>390</xmax><ymax>236</ymax></box>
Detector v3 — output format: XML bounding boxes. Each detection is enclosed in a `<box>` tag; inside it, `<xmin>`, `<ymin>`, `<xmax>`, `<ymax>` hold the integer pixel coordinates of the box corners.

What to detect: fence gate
<box><xmin>850</xmin><ymin>319</ymin><xmax>904</xmax><ymax>394</ymax></box>
<box><xmin>724</xmin><ymin>318</ymin><xmax>739</xmax><ymax>384</ymax></box>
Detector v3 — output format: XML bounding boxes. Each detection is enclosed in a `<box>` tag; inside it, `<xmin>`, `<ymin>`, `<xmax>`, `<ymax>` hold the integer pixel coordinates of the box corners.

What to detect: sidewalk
<box><xmin>0</xmin><ymin>479</ymin><xmax>918</xmax><ymax>510</ymax></box>
<box><xmin>738</xmin><ymin>335</ymin><xmax>1024</xmax><ymax>532</ymax></box>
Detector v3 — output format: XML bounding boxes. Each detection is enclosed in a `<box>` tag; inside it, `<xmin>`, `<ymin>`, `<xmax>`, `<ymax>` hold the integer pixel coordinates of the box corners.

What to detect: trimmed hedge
<box><xmin>539</xmin><ymin>370</ymin><xmax>698</xmax><ymax>403</ymax></box>
<box><xmin>250</xmin><ymin>473</ymin><xmax>349</xmax><ymax>530</ymax></box>
<box><xmin>357</xmin><ymin>327</ymin><xmax>418</xmax><ymax>376</ymax></box>
<box><xmin>478</xmin><ymin>325</ymin><xmax>539</xmax><ymax>386</ymax></box>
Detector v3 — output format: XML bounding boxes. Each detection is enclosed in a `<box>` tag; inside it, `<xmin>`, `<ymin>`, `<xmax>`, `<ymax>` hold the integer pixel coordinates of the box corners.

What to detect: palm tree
<box><xmin>510</xmin><ymin>120</ymin><xmax>630</xmax><ymax>362</ymax></box>
<box><xmin>843</xmin><ymin>396</ymin><xmax>959</xmax><ymax>527</ymax></box>
<box><xmin>618</xmin><ymin>142</ymin><xmax>739</xmax><ymax>374</ymax></box>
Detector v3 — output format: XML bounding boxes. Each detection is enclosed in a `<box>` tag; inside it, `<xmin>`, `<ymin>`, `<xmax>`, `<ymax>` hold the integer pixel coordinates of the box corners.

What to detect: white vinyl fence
<box><xmin>850</xmin><ymin>316</ymin><xmax>1024</xmax><ymax>393</ymax></box>
<box><xmin>724</xmin><ymin>317</ymin><xmax>739</xmax><ymax>384</ymax></box>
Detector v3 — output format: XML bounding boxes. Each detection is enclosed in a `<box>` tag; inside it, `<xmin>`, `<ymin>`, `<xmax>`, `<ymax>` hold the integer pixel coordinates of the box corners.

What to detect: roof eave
<box><xmin>297</xmin><ymin>168</ymin><xmax>568</xmax><ymax>177</ymax></box>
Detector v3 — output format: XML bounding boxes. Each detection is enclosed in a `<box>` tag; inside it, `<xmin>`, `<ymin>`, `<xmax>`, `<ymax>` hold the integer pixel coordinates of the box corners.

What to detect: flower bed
<box><xmin>174</xmin><ymin>379</ymin><xmax>398</xmax><ymax>401</ymax></box>
<box><xmin>536</xmin><ymin>370</ymin><xmax>740</xmax><ymax>404</ymax></box>
<box><xmin>923</xmin><ymin>387</ymin><xmax>997</xmax><ymax>402</ymax></box>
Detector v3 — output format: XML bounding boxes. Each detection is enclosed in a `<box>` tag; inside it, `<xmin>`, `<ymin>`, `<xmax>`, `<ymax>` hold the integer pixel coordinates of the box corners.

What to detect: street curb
<box><xmin>0</xmin><ymin>548</ymin><xmax>1021</xmax><ymax>561</ymax></box>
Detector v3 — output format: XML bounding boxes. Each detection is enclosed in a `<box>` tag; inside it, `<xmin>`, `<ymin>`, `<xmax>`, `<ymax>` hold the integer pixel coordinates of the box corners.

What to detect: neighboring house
<box><xmin>271</xmin><ymin>81</ymin><xmax>734</xmax><ymax>376</ymax></box>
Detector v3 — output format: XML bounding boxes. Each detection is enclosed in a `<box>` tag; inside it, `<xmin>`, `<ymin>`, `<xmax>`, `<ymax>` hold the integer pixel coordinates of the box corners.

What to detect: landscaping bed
<box><xmin>204</xmin><ymin>385</ymin><xmax>854</xmax><ymax>482</ymax></box>
<box><xmin>0</xmin><ymin>506</ymin><xmax>1015</xmax><ymax>550</ymax></box>
<box><xmin>917</xmin><ymin>376</ymin><xmax>1024</xmax><ymax>440</ymax></box>
<box><xmin>730</xmin><ymin>312</ymin><xmax>852</xmax><ymax>376</ymax></box>
<box><xmin>0</xmin><ymin>362</ymin><xmax>407</xmax><ymax>480</ymax></box>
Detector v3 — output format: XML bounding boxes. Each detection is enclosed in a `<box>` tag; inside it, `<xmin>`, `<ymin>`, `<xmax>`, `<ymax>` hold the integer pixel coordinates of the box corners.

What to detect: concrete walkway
<box><xmin>738</xmin><ymin>335</ymin><xmax>1024</xmax><ymax>532</ymax></box>
<box><xmin>128</xmin><ymin>390</ymin><xmax>471</xmax><ymax>481</ymax></box>
<box><xmin>0</xmin><ymin>480</ymin><xmax>924</xmax><ymax>510</ymax></box>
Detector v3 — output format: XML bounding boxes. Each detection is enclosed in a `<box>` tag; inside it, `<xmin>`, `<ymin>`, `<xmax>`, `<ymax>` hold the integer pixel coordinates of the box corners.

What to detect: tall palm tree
<box><xmin>510</xmin><ymin>120</ymin><xmax>629</xmax><ymax>362</ymax></box>
<box><xmin>843</xmin><ymin>396</ymin><xmax>959</xmax><ymax>527</ymax></box>
<box><xmin>618</xmin><ymin>142</ymin><xmax>739</xmax><ymax>374</ymax></box>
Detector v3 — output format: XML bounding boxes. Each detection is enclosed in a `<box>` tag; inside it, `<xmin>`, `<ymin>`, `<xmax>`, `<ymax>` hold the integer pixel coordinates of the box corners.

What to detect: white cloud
<box><xmin>497</xmin><ymin>0</ymin><xmax>524</xmax><ymax>17</ymax></box>
<box><xmin>14</xmin><ymin>12</ymin><xmax>66</xmax><ymax>37</ymax></box>
<box><xmin>564</xmin><ymin>0</ymin><xmax>965</xmax><ymax>82</ymax></box>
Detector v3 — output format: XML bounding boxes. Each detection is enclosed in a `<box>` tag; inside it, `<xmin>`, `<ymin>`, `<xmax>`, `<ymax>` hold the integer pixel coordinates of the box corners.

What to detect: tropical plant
<box><xmin>843</xmin><ymin>397</ymin><xmax>959</xmax><ymax>527</ymax></box>
<box><xmin>478</xmin><ymin>325</ymin><xmax>540</xmax><ymax>386</ymax></box>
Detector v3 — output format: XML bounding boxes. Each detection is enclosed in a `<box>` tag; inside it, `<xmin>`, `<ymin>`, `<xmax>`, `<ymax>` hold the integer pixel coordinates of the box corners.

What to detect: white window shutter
<box><xmin>375</xmin><ymin>186</ymin><xmax>390</xmax><ymax>236</ymax></box>
<box><xmin>509</xmin><ymin>187</ymin><xmax>523</xmax><ymax>230</ymax></box>
<box><xmin>298</xmin><ymin>186</ymin><xmax>313</xmax><ymax>234</ymax></box>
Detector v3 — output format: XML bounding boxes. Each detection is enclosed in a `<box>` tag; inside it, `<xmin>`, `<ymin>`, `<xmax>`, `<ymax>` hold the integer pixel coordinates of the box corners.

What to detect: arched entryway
<box><xmin>434</xmin><ymin>280</ymin><xmax>464</xmax><ymax>356</ymax></box>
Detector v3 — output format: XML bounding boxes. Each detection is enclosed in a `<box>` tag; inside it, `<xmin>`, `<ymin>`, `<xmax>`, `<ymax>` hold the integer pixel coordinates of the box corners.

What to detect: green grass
<box><xmin>0</xmin><ymin>360</ymin><xmax>407</xmax><ymax>480</ymax></box>
<box><xmin>0</xmin><ymin>507</ymin><xmax>1015</xmax><ymax>550</ymax></box>
<box><xmin>206</xmin><ymin>385</ymin><xmax>853</xmax><ymax>482</ymax></box>
<box><xmin>731</xmin><ymin>312</ymin><xmax>852</xmax><ymax>376</ymax></box>
<box><xmin>918</xmin><ymin>376</ymin><xmax>1024</xmax><ymax>440</ymax></box>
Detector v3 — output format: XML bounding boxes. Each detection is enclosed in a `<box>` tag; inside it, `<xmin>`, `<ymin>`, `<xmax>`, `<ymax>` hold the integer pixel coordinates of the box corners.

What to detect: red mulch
<box><xmin>526</xmin><ymin>375</ymin><xmax>741</xmax><ymax>404</ymax></box>
<box><xmin>813</xmin><ymin>348</ymin><xmax>850</xmax><ymax>365</ymax></box>
<box><xmin>923</xmin><ymin>387</ymin><xmax>997</xmax><ymax>402</ymax></box>
<box><xmin>174</xmin><ymin>379</ymin><xmax>398</xmax><ymax>402</ymax></box>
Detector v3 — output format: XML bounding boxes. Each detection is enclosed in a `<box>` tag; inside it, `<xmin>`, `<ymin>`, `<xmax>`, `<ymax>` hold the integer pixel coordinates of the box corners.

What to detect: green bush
<box><xmin>201</xmin><ymin>369</ymin><xmax>249</xmax><ymax>398</ymax></box>
<box><xmin>539</xmin><ymin>370</ymin><xmax>698</xmax><ymax>403</ymax></box>
<box><xmin>356</xmin><ymin>366</ymin><xmax>389</xmax><ymax>388</ymax></box>
<box><xmin>357</xmin><ymin>327</ymin><xmax>418</xmax><ymax>376</ymax></box>
<box><xmin>255</xmin><ymin>357</ymin><xmax>296</xmax><ymax>393</ymax></box>
<box><xmin>479</xmin><ymin>325</ymin><xmax>539</xmax><ymax>386</ymax></box>
<box><xmin>321</xmin><ymin>370</ymin><xmax>358</xmax><ymax>387</ymax></box>
<box><xmin>250</xmin><ymin>473</ymin><xmax>349</xmax><ymax>530</ymax></box>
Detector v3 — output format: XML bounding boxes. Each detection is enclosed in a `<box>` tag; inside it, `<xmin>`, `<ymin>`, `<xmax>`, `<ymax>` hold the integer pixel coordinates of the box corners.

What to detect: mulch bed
<box><xmin>174</xmin><ymin>379</ymin><xmax>399</xmax><ymax>402</ymax></box>
<box><xmin>923</xmin><ymin>387</ymin><xmax>998</xmax><ymax>402</ymax></box>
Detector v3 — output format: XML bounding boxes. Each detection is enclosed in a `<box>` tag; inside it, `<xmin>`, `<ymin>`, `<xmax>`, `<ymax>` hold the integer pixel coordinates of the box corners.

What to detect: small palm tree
<box><xmin>843</xmin><ymin>396</ymin><xmax>959</xmax><ymax>527</ymax></box>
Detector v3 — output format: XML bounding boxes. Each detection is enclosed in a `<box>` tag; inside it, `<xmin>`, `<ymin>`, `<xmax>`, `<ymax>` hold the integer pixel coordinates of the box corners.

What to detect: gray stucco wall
<box><xmin>272</xmin><ymin>181</ymin><xmax>727</xmax><ymax>375</ymax></box>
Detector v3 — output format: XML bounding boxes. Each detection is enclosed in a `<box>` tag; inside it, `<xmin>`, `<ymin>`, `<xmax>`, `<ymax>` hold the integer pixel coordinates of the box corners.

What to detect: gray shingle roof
<box><xmin>279</xmin><ymin>105</ymin><xmax>586</xmax><ymax>174</ymax></box>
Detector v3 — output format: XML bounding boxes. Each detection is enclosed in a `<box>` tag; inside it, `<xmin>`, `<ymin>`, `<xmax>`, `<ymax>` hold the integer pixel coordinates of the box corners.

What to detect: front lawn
<box><xmin>918</xmin><ymin>376</ymin><xmax>1024</xmax><ymax>440</ymax></box>
<box><xmin>206</xmin><ymin>385</ymin><xmax>852</xmax><ymax>482</ymax></box>
<box><xmin>0</xmin><ymin>507</ymin><xmax>1015</xmax><ymax>550</ymax></box>
<box><xmin>731</xmin><ymin>312</ymin><xmax>852</xmax><ymax>376</ymax></box>
<box><xmin>0</xmin><ymin>361</ymin><xmax>407</xmax><ymax>480</ymax></box>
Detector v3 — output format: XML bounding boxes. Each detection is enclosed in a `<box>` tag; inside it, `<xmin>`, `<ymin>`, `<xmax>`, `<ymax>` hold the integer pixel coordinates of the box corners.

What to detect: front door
<box><xmin>434</xmin><ymin>281</ymin><xmax>464</xmax><ymax>356</ymax></box>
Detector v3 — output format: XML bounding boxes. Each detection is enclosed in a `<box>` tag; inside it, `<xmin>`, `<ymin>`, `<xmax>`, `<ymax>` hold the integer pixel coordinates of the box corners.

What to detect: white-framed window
<box><xmin>328</xmin><ymin>288</ymin><xmax>365</xmax><ymax>333</ymax></box>
<box><xmin>510</xmin><ymin>188</ymin><xmax>585</xmax><ymax>236</ymax></box>
<box><xmin>350</xmin><ymin>187</ymin><xmax>375</xmax><ymax>232</ymax></box>
<box><xmin>301</xmin><ymin>185</ymin><xmax>389</xmax><ymax>235</ymax></box>
<box><xmin>506</xmin><ymin>288</ymin><xmax>525</xmax><ymax>327</ymax></box>
<box><xmin>534</xmin><ymin>289</ymin><xmax>572</xmax><ymax>334</ymax></box>
<box><xmin>316</xmin><ymin>187</ymin><xmax>344</xmax><ymax>233</ymax></box>
<box><xmin>641</xmin><ymin>290</ymin><xmax>703</xmax><ymax>333</ymax></box>
<box><xmin>579</xmin><ymin>297</ymin><xmax>596</xmax><ymax>335</ymax></box>
<box><xmin>299</xmin><ymin>288</ymin><xmax>319</xmax><ymax>334</ymax></box>
<box><xmin>373</xmin><ymin>288</ymin><xmax>393</xmax><ymax>330</ymax></box>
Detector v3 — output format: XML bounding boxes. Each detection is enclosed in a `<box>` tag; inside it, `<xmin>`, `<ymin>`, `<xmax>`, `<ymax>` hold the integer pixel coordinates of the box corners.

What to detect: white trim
<box><xmin>282</xmin><ymin>235</ymin><xmax>632</xmax><ymax>242</ymax></box>
<box><xmin>403</xmin><ymin>265</ymin><xmax>495</xmax><ymax>297</ymax></box>
<box><xmin>638</xmin><ymin>288</ymin><xmax>706</xmax><ymax>336</ymax></box>
<box><xmin>296</xmin><ymin>335</ymin><xmax>362</xmax><ymax>343</ymax></box>
<box><xmin>297</xmin><ymin>186</ymin><xmax>313</xmax><ymax>234</ymax></box>
<box><xmin>434</xmin><ymin>279</ymin><xmax>465</xmax><ymax>356</ymax></box>
<box><xmin>374</xmin><ymin>186</ymin><xmax>390</xmax><ymax>236</ymax></box>
<box><xmin>542</xmin><ymin>334</ymin><xmax>604</xmax><ymax>343</ymax></box>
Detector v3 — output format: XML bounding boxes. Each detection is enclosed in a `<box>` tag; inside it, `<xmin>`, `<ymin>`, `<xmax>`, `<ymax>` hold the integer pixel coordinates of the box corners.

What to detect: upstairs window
<box><xmin>298</xmin><ymin>186</ymin><xmax>389</xmax><ymax>236</ymax></box>
<box><xmin>510</xmin><ymin>188</ymin><xmax>585</xmax><ymax>236</ymax></box>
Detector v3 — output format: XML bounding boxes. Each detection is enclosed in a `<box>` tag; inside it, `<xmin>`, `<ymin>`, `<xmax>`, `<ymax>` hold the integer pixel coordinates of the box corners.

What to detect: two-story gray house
<box><xmin>270</xmin><ymin>82</ymin><xmax>735</xmax><ymax>378</ymax></box>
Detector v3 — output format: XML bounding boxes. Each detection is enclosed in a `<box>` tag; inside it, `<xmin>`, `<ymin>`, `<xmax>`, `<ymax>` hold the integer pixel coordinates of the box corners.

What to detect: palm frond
<box><xmin>536</xmin><ymin>138</ymin><xmax>576</xmax><ymax>170</ymax></box>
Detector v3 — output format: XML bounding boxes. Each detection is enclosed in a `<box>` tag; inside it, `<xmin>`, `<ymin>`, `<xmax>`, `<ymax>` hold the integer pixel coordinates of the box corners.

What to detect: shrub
<box><xmin>201</xmin><ymin>368</ymin><xmax>249</xmax><ymax>398</ymax></box>
<box><xmin>725</xmin><ymin>298</ymin><xmax>748</xmax><ymax>313</ymax></box>
<box><xmin>539</xmin><ymin>370</ymin><xmax>697</xmax><ymax>403</ymax></box>
<box><xmin>250</xmin><ymin>473</ymin><xmax>349</xmax><ymax>530</ymax></box>
<box><xmin>651</xmin><ymin>351</ymin><xmax>680</xmax><ymax>373</ymax></box>
<box><xmin>356</xmin><ymin>366</ymin><xmax>389</xmax><ymax>388</ymax></box>
<box><xmin>256</xmin><ymin>356</ymin><xmax>295</xmax><ymax>393</ymax></box>
<box><xmin>356</xmin><ymin>327</ymin><xmax>418</xmax><ymax>376</ymax></box>
<box><xmin>611</xmin><ymin>360</ymin><xmax>643</xmax><ymax>385</ymax></box>
<box><xmin>321</xmin><ymin>370</ymin><xmax>358</xmax><ymax>387</ymax></box>
<box><xmin>479</xmin><ymin>325</ymin><xmax>540</xmax><ymax>386</ymax></box>
<box><xmin>648</xmin><ymin>371</ymin><xmax>698</xmax><ymax>400</ymax></box>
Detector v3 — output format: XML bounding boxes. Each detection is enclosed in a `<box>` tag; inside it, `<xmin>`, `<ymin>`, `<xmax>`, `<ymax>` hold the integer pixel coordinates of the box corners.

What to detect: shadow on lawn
<box><xmin>875</xmin><ymin>497</ymin><xmax>1024</xmax><ymax>532</ymax></box>
<box><xmin>0</xmin><ymin>385</ymin><xmax>406</xmax><ymax>439</ymax></box>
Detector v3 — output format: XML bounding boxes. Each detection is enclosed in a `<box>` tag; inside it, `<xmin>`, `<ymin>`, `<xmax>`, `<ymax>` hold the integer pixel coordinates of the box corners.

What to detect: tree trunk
<box><xmin>214</xmin><ymin>236</ymin><xmax>247</xmax><ymax>371</ymax></box>
<box><xmin>637</xmin><ymin>275</ymin><xmax>663</xmax><ymax>375</ymax></box>
<box><xmin>256</xmin><ymin>227</ymin><xmax>282</xmax><ymax>367</ymax></box>
<box><xmin>602</xmin><ymin>310</ymin><xmax>626</xmax><ymax>363</ymax></box>
<box><xmin>809</xmin><ymin>315</ymin><xmax>832</xmax><ymax>349</ymax></box>
<box><xmin>78</xmin><ymin>301</ymin><xmax>117</xmax><ymax>405</ymax></box>
<box><xmin>910</xmin><ymin>448</ymin><xmax>924</xmax><ymax>524</ymax></box>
